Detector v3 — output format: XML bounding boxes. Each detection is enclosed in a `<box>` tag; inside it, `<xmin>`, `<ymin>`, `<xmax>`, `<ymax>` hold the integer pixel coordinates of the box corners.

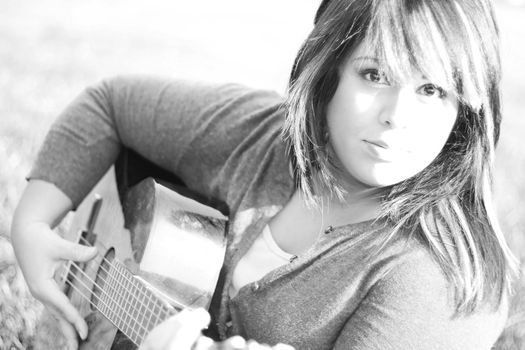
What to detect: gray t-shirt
<box><xmin>29</xmin><ymin>76</ymin><xmax>508</xmax><ymax>349</ymax></box>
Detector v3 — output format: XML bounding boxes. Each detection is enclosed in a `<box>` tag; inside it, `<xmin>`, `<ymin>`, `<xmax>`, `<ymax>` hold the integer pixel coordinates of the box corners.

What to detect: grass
<box><xmin>0</xmin><ymin>0</ymin><xmax>524</xmax><ymax>348</ymax></box>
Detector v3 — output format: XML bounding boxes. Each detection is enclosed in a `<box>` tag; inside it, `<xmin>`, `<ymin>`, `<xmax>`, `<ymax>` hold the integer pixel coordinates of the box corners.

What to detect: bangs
<box><xmin>362</xmin><ymin>0</ymin><xmax>499</xmax><ymax>110</ymax></box>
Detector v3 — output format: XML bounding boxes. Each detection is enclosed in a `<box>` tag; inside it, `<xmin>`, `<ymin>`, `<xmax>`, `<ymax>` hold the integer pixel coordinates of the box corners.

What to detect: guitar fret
<box><xmin>137</xmin><ymin>280</ymin><xmax>147</xmax><ymax>342</ymax></box>
<box><xmin>99</xmin><ymin>270</ymin><xmax>108</xmax><ymax>317</ymax></box>
<box><xmin>118</xmin><ymin>262</ymin><xmax>139</xmax><ymax>343</ymax></box>
<box><xmin>136</xmin><ymin>274</ymin><xmax>152</xmax><ymax>344</ymax></box>
<box><xmin>151</xmin><ymin>298</ymin><xmax>162</xmax><ymax>333</ymax></box>
<box><xmin>119</xmin><ymin>265</ymin><xmax>134</xmax><ymax>342</ymax></box>
<box><xmin>108</xmin><ymin>264</ymin><xmax>119</xmax><ymax>328</ymax></box>
<box><xmin>114</xmin><ymin>265</ymin><xmax>126</xmax><ymax>330</ymax></box>
<box><xmin>118</xmin><ymin>266</ymin><xmax>128</xmax><ymax>328</ymax></box>
<box><xmin>145</xmin><ymin>292</ymin><xmax>155</xmax><ymax>334</ymax></box>
<box><xmin>105</xmin><ymin>266</ymin><xmax>113</xmax><ymax>324</ymax></box>
<box><xmin>126</xmin><ymin>264</ymin><xmax>146</xmax><ymax>345</ymax></box>
<box><xmin>107</xmin><ymin>264</ymin><xmax>118</xmax><ymax>327</ymax></box>
<box><xmin>132</xmin><ymin>308</ymin><xmax>141</xmax><ymax>345</ymax></box>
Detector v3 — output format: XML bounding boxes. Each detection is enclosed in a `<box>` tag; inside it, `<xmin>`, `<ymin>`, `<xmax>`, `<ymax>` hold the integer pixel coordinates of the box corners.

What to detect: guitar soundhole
<box><xmin>91</xmin><ymin>248</ymin><xmax>116</xmax><ymax>311</ymax></box>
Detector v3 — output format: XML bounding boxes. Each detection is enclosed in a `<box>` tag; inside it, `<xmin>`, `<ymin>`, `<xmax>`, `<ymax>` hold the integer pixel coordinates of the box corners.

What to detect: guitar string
<box><xmin>68</xmin><ymin>259</ymin><xmax>166</xmax><ymax>332</ymax></box>
<box><xmin>77</xmin><ymin>236</ymin><xmax>187</xmax><ymax>311</ymax></box>
<box><xmin>67</xmin><ymin>261</ymin><xmax>172</xmax><ymax>343</ymax></box>
<box><xmin>69</xmin><ymin>261</ymin><xmax>167</xmax><ymax>334</ymax></box>
<box><xmin>66</xmin><ymin>234</ymin><xmax>187</xmax><ymax>311</ymax></box>
<box><xmin>65</xmin><ymin>265</ymin><xmax>148</xmax><ymax>344</ymax></box>
<box><xmin>66</xmin><ymin>254</ymin><xmax>176</xmax><ymax>333</ymax></box>
<box><xmin>60</xmin><ymin>232</ymin><xmax>177</xmax><ymax>335</ymax></box>
<box><xmin>63</xmin><ymin>235</ymin><xmax>214</xmax><ymax>347</ymax></box>
<box><xmin>59</xmin><ymin>231</ymin><xmax>186</xmax><ymax>338</ymax></box>
<box><xmin>60</xmin><ymin>252</ymin><xmax>153</xmax><ymax>324</ymax></box>
<box><xmin>65</xmin><ymin>273</ymin><xmax>216</xmax><ymax>350</ymax></box>
<box><xmin>63</xmin><ymin>235</ymin><xmax>181</xmax><ymax>314</ymax></box>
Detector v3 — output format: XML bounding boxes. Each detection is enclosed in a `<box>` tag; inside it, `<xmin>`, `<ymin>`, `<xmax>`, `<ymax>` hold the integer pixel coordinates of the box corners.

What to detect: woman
<box><xmin>11</xmin><ymin>0</ymin><xmax>518</xmax><ymax>349</ymax></box>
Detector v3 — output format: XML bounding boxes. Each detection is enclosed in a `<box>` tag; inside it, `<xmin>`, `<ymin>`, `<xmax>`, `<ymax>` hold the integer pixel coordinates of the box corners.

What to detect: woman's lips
<box><xmin>363</xmin><ymin>140</ymin><xmax>403</xmax><ymax>161</ymax></box>
<box><xmin>365</xmin><ymin>139</ymin><xmax>389</xmax><ymax>149</ymax></box>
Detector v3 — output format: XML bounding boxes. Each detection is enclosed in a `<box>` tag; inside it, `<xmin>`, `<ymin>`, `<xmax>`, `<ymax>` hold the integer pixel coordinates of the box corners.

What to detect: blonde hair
<box><xmin>283</xmin><ymin>0</ymin><xmax>518</xmax><ymax>315</ymax></box>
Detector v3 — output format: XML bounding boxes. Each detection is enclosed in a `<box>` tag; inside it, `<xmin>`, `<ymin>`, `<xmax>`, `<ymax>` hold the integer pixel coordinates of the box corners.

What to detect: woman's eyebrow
<box><xmin>351</xmin><ymin>56</ymin><xmax>379</xmax><ymax>63</ymax></box>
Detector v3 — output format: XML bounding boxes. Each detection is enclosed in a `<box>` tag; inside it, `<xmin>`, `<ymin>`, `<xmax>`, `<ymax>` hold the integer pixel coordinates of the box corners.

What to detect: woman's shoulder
<box><xmin>370</xmin><ymin>235</ymin><xmax>509</xmax><ymax>348</ymax></box>
<box><xmin>332</xmin><ymin>234</ymin><xmax>509</xmax><ymax>349</ymax></box>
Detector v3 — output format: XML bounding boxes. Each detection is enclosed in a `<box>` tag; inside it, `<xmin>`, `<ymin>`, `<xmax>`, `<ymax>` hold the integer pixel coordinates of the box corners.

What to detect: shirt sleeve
<box><xmin>28</xmin><ymin>75</ymin><xmax>285</xmax><ymax>209</ymax></box>
<box><xmin>332</xmin><ymin>250</ymin><xmax>508</xmax><ymax>350</ymax></box>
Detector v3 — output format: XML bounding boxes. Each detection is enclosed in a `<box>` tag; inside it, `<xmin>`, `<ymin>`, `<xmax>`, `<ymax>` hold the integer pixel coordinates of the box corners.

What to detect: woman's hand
<box><xmin>12</xmin><ymin>221</ymin><xmax>98</xmax><ymax>349</ymax></box>
<box><xmin>11</xmin><ymin>180</ymin><xmax>98</xmax><ymax>350</ymax></box>
<box><xmin>139</xmin><ymin>308</ymin><xmax>211</xmax><ymax>350</ymax></box>
<box><xmin>139</xmin><ymin>308</ymin><xmax>295</xmax><ymax>350</ymax></box>
<box><xmin>213</xmin><ymin>337</ymin><xmax>295</xmax><ymax>350</ymax></box>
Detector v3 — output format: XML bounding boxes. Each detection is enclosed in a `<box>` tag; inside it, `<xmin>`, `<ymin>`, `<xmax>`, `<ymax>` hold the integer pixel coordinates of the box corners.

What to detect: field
<box><xmin>0</xmin><ymin>0</ymin><xmax>524</xmax><ymax>348</ymax></box>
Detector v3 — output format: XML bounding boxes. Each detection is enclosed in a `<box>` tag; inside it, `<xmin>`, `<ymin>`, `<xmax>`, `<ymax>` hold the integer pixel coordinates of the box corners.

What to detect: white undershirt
<box><xmin>230</xmin><ymin>225</ymin><xmax>295</xmax><ymax>297</ymax></box>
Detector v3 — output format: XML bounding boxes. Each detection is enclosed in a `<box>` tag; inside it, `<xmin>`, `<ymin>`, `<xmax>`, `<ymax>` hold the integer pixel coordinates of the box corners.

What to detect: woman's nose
<box><xmin>378</xmin><ymin>87</ymin><xmax>417</xmax><ymax>129</ymax></box>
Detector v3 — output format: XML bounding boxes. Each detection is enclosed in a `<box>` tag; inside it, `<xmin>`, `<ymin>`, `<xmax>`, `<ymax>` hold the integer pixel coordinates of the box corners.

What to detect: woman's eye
<box><xmin>418</xmin><ymin>84</ymin><xmax>447</xmax><ymax>99</ymax></box>
<box><xmin>361</xmin><ymin>69</ymin><xmax>389</xmax><ymax>85</ymax></box>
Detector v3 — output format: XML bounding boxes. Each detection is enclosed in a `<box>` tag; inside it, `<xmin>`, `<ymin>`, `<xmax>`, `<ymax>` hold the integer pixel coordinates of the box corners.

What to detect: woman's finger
<box><xmin>245</xmin><ymin>340</ymin><xmax>271</xmax><ymax>350</ymax></box>
<box><xmin>192</xmin><ymin>335</ymin><xmax>215</xmax><ymax>350</ymax></box>
<box><xmin>139</xmin><ymin>314</ymin><xmax>178</xmax><ymax>350</ymax></box>
<box><xmin>38</xmin><ymin>278</ymin><xmax>89</xmax><ymax>340</ymax></box>
<box><xmin>217</xmin><ymin>335</ymin><xmax>247</xmax><ymax>349</ymax></box>
<box><xmin>139</xmin><ymin>308</ymin><xmax>210</xmax><ymax>350</ymax></box>
<box><xmin>47</xmin><ymin>307</ymin><xmax>79</xmax><ymax>350</ymax></box>
<box><xmin>55</xmin><ymin>239</ymin><xmax>98</xmax><ymax>262</ymax></box>
<box><xmin>167</xmin><ymin>308</ymin><xmax>210</xmax><ymax>349</ymax></box>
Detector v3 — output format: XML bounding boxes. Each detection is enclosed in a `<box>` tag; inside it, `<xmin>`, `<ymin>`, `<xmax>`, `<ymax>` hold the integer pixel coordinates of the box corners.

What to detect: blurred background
<box><xmin>0</xmin><ymin>0</ymin><xmax>524</xmax><ymax>348</ymax></box>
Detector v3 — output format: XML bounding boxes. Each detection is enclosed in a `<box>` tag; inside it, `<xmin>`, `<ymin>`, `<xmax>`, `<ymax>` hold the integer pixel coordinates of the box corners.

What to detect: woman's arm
<box><xmin>11</xmin><ymin>179</ymin><xmax>98</xmax><ymax>349</ymax></box>
<box><xmin>28</xmin><ymin>76</ymin><xmax>235</xmax><ymax>208</ymax></box>
<box><xmin>11</xmin><ymin>76</ymin><xmax>230</xmax><ymax>347</ymax></box>
<box><xmin>13</xmin><ymin>75</ymin><xmax>284</xmax><ymax>348</ymax></box>
<box><xmin>28</xmin><ymin>76</ymin><xmax>283</xmax><ymax>208</ymax></box>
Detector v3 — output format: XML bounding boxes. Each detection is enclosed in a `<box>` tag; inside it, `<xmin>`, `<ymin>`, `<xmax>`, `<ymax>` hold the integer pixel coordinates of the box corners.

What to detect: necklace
<box><xmin>324</xmin><ymin>225</ymin><xmax>335</xmax><ymax>234</ymax></box>
<box><xmin>319</xmin><ymin>196</ymin><xmax>336</xmax><ymax>235</ymax></box>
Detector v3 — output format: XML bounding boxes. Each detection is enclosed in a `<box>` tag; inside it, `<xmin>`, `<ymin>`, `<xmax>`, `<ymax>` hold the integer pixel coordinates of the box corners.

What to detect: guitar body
<box><xmin>48</xmin><ymin>158</ymin><xmax>228</xmax><ymax>350</ymax></box>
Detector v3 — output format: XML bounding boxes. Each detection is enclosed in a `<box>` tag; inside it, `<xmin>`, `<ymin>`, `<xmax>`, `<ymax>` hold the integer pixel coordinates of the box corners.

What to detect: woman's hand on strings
<box><xmin>13</xmin><ymin>221</ymin><xmax>97</xmax><ymax>348</ymax></box>
<box><xmin>12</xmin><ymin>221</ymin><xmax>97</xmax><ymax>350</ymax></box>
<box><xmin>11</xmin><ymin>180</ymin><xmax>97</xmax><ymax>349</ymax></box>
<box><xmin>139</xmin><ymin>308</ymin><xmax>295</xmax><ymax>350</ymax></box>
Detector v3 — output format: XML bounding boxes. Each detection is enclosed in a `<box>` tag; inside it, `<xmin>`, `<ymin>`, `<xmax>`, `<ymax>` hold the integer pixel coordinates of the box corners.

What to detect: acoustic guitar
<box><xmin>53</xmin><ymin>151</ymin><xmax>228</xmax><ymax>350</ymax></box>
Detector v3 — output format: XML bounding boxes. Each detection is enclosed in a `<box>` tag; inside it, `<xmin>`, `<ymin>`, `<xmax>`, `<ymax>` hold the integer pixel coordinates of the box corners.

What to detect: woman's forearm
<box><xmin>11</xmin><ymin>179</ymin><xmax>73</xmax><ymax>232</ymax></box>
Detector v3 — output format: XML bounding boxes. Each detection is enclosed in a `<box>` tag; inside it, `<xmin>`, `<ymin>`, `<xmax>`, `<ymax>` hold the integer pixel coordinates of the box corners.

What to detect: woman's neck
<box><xmin>312</xmin><ymin>189</ymin><xmax>383</xmax><ymax>228</ymax></box>
<box><xmin>309</xmin><ymin>174</ymin><xmax>385</xmax><ymax>227</ymax></box>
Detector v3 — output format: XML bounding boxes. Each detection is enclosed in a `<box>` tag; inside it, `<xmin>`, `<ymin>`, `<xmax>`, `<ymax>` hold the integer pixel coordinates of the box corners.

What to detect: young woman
<box><xmin>11</xmin><ymin>0</ymin><xmax>518</xmax><ymax>349</ymax></box>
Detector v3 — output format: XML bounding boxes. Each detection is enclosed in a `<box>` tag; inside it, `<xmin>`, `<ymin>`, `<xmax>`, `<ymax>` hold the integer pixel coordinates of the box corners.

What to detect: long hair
<box><xmin>282</xmin><ymin>0</ymin><xmax>518</xmax><ymax>315</ymax></box>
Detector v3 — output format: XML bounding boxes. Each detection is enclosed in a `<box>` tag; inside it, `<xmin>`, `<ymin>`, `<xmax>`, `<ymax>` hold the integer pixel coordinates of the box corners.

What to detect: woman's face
<box><xmin>326</xmin><ymin>44</ymin><xmax>459</xmax><ymax>189</ymax></box>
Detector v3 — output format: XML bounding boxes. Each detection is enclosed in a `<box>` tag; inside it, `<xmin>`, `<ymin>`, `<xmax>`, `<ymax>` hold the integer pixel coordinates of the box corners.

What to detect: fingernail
<box><xmin>78</xmin><ymin>326</ymin><xmax>87</xmax><ymax>340</ymax></box>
